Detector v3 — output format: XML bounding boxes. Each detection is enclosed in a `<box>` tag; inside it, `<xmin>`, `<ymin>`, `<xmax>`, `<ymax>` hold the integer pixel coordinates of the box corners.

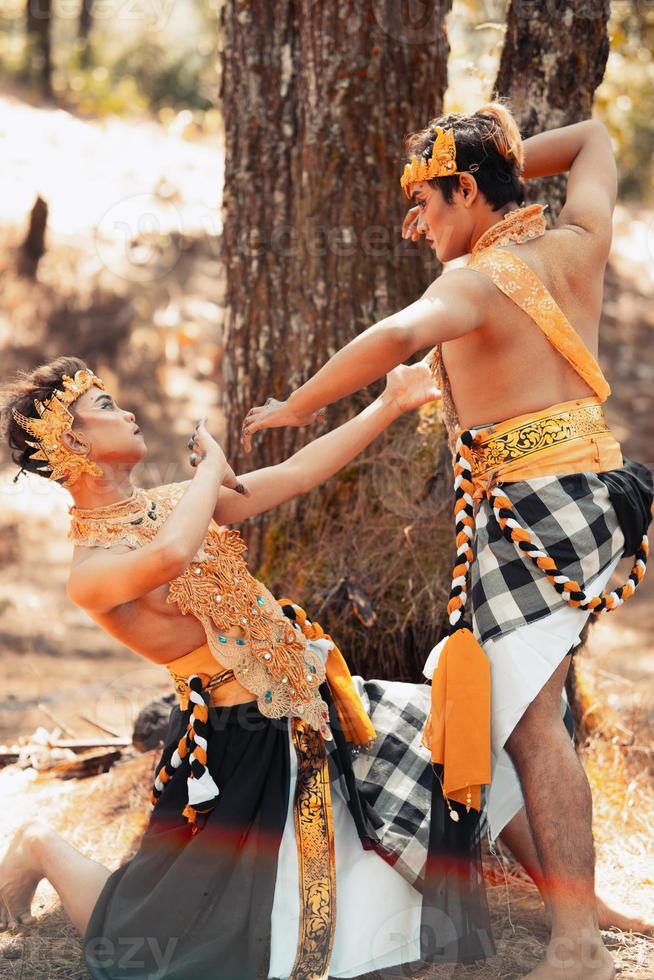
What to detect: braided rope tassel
<box><xmin>149</xmin><ymin>720</ymin><xmax>192</xmax><ymax>806</ymax></box>
<box><xmin>150</xmin><ymin>674</ymin><xmax>220</xmax><ymax>829</ymax></box>
<box><xmin>447</xmin><ymin>429</ymin><xmax>484</xmax><ymax>628</ymax></box>
<box><xmin>282</xmin><ymin>601</ymin><xmax>330</xmax><ymax>647</ymax></box>
<box><xmin>279</xmin><ymin>600</ymin><xmax>335</xmax><ymax>741</ymax></box>
<box><xmin>422</xmin><ymin>428</ymin><xmax>492</xmax><ymax>814</ymax></box>
<box><xmin>488</xmin><ymin>486</ymin><xmax>649</xmax><ymax>613</ymax></box>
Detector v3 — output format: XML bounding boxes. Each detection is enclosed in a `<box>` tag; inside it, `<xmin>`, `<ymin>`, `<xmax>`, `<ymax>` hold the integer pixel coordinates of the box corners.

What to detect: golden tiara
<box><xmin>11</xmin><ymin>368</ymin><xmax>106</xmax><ymax>488</ymax></box>
<box><xmin>400</xmin><ymin>125</ymin><xmax>479</xmax><ymax>198</ymax></box>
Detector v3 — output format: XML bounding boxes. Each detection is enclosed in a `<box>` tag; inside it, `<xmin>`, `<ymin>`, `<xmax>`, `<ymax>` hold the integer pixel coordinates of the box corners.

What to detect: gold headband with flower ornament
<box><xmin>11</xmin><ymin>368</ymin><xmax>106</xmax><ymax>488</ymax></box>
<box><xmin>400</xmin><ymin>125</ymin><xmax>480</xmax><ymax>198</ymax></box>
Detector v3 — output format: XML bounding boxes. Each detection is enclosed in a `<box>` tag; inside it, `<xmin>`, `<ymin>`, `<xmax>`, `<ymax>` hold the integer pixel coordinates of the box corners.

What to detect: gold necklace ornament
<box><xmin>11</xmin><ymin>368</ymin><xmax>106</xmax><ymax>488</ymax></box>
<box><xmin>68</xmin><ymin>482</ymin><xmax>332</xmax><ymax>734</ymax></box>
<box><xmin>69</xmin><ymin>485</ymin><xmax>159</xmax><ymax>547</ymax></box>
<box><xmin>470</xmin><ymin>202</ymin><xmax>548</xmax><ymax>254</ymax></box>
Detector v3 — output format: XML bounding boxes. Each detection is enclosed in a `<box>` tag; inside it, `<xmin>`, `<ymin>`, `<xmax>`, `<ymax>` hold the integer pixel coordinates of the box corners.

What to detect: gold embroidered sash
<box><xmin>466</xmin><ymin>247</ymin><xmax>611</xmax><ymax>401</ymax></box>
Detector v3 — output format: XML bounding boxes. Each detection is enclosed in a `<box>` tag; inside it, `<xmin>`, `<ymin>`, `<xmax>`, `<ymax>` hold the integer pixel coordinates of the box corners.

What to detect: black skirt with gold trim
<box><xmin>83</xmin><ymin>678</ymin><xmax>495</xmax><ymax>979</ymax></box>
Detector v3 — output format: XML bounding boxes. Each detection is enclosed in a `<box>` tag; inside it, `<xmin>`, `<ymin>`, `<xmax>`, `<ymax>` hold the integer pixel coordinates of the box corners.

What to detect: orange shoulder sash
<box><xmin>467</xmin><ymin>247</ymin><xmax>611</xmax><ymax>402</ymax></box>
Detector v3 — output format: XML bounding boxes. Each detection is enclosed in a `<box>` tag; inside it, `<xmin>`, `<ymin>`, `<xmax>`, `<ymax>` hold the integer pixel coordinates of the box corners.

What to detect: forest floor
<box><xmin>0</xmin><ymin>92</ymin><xmax>653</xmax><ymax>978</ymax></box>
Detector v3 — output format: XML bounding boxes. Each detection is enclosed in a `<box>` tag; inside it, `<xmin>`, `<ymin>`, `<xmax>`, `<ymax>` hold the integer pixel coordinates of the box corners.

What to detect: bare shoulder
<box><xmin>530</xmin><ymin>226</ymin><xmax>608</xmax><ymax>292</ymax></box>
<box><xmin>427</xmin><ymin>264</ymin><xmax>497</xmax><ymax>312</ymax></box>
<box><xmin>432</xmin><ymin>263</ymin><xmax>509</xmax><ymax>331</ymax></box>
<box><xmin>538</xmin><ymin>225</ymin><xmax>595</xmax><ymax>267</ymax></box>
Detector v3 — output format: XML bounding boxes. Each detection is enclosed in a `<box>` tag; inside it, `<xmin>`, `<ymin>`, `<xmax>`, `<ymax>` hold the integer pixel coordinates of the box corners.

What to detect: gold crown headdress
<box><xmin>400</xmin><ymin>125</ymin><xmax>480</xmax><ymax>198</ymax></box>
<box><xmin>11</xmin><ymin>368</ymin><xmax>106</xmax><ymax>488</ymax></box>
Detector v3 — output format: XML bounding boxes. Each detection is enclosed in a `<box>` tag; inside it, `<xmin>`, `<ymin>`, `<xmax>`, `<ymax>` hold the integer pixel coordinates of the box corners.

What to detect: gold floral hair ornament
<box><xmin>400</xmin><ymin>125</ymin><xmax>480</xmax><ymax>198</ymax></box>
<box><xmin>11</xmin><ymin>368</ymin><xmax>106</xmax><ymax>488</ymax></box>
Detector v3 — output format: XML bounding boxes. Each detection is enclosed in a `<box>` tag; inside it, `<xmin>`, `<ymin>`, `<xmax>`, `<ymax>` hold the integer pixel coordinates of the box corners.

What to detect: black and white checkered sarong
<box><xmin>471</xmin><ymin>472</ymin><xmax>626</xmax><ymax>644</ymax></box>
<box><xmin>346</xmin><ymin>677</ymin><xmax>434</xmax><ymax>889</ymax></box>
<box><xmin>334</xmin><ymin>676</ymin><xmax>490</xmax><ymax>890</ymax></box>
<box><xmin>335</xmin><ymin>472</ymin><xmax>629</xmax><ymax>889</ymax></box>
<box><xmin>316</xmin><ymin>466</ymin><xmax>650</xmax><ymax>894</ymax></box>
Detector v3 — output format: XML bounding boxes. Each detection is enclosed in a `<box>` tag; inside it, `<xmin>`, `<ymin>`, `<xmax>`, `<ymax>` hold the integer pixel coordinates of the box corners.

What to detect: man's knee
<box><xmin>505</xmin><ymin>702</ymin><xmax>571</xmax><ymax>768</ymax></box>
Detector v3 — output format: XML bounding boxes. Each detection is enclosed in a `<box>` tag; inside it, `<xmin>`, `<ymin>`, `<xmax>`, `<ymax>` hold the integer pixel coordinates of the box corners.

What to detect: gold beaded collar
<box><xmin>68</xmin><ymin>486</ymin><xmax>160</xmax><ymax>549</ymax></box>
<box><xmin>471</xmin><ymin>202</ymin><xmax>548</xmax><ymax>255</ymax></box>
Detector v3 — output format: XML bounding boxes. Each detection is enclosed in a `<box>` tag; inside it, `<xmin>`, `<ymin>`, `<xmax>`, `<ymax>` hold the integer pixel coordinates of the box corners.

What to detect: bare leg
<box><xmin>0</xmin><ymin>818</ymin><xmax>111</xmax><ymax>937</ymax></box>
<box><xmin>500</xmin><ymin>808</ymin><xmax>654</xmax><ymax>935</ymax></box>
<box><xmin>504</xmin><ymin>656</ymin><xmax>615</xmax><ymax>979</ymax></box>
<box><xmin>498</xmin><ymin>809</ymin><xmax>546</xmax><ymax>897</ymax></box>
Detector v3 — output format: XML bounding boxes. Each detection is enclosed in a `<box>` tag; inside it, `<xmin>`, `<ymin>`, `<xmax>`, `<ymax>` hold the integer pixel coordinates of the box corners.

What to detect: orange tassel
<box><xmin>426</xmin><ymin>628</ymin><xmax>491</xmax><ymax>811</ymax></box>
<box><xmin>325</xmin><ymin>643</ymin><xmax>377</xmax><ymax>746</ymax></box>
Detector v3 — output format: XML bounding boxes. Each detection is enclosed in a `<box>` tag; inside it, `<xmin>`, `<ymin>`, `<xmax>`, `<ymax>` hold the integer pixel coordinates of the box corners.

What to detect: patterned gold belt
<box><xmin>168</xmin><ymin>668</ymin><xmax>236</xmax><ymax>711</ymax></box>
<box><xmin>469</xmin><ymin>399</ymin><xmax>611</xmax><ymax>483</ymax></box>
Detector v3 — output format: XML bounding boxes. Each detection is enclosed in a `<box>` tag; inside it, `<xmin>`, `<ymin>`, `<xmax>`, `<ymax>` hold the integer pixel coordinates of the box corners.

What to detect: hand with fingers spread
<box><xmin>381</xmin><ymin>357</ymin><xmax>442</xmax><ymax>415</ymax></box>
<box><xmin>188</xmin><ymin>417</ymin><xmax>250</xmax><ymax>496</ymax></box>
<box><xmin>241</xmin><ymin>398</ymin><xmax>327</xmax><ymax>453</ymax></box>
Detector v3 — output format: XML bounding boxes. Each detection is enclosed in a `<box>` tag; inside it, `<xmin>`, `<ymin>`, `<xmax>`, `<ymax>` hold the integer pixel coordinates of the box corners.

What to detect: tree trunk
<box><xmin>494</xmin><ymin>0</ymin><xmax>611</xmax><ymax>214</ymax></box>
<box><xmin>492</xmin><ymin>0</ymin><xmax>611</xmax><ymax>734</ymax></box>
<box><xmin>18</xmin><ymin>194</ymin><xmax>48</xmax><ymax>277</ymax></box>
<box><xmin>25</xmin><ymin>0</ymin><xmax>53</xmax><ymax>99</ymax></box>
<box><xmin>78</xmin><ymin>0</ymin><xmax>94</xmax><ymax>67</ymax></box>
<box><xmin>218</xmin><ymin>0</ymin><xmax>612</xmax><ymax>679</ymax></box>
<box><xmin>219</xmin><ymin>0</ymin><xmax>452</xmax><ymax>564</ymax></box>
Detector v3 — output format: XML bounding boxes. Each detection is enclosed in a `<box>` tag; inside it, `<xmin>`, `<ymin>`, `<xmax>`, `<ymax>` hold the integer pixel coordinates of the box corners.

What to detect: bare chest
<box><xmin>89</xmin><ymin>584</ymin><xmax>208</xmax><ymax>663</ymax></box>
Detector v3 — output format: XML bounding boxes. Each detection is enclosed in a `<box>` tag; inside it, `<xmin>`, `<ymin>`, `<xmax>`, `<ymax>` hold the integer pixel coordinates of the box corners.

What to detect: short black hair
<box><xmin>404</xmin><ymin>99</ymin><xmax>526</xmax><ymax>210</ymax></box>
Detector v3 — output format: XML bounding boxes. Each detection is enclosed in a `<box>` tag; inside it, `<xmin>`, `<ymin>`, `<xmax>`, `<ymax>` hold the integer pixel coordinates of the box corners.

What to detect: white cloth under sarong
<box><xmin>423</xmin><ymin>551</ymin><xmax>622</xmax><ymax>843</ymax></box>
<box><xmin>267</xmin><ymin>703</ymin><xmax>423</xmax><ymax>979</ymax></box>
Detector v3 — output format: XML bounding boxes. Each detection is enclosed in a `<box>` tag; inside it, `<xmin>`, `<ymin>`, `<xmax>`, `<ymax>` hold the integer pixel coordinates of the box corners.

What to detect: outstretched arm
<box><xmin>241</xmin><ymin>266</ymin><xmax>484</xmax><ymax>449</ymax></box>
<box><xmin>215</xmin><ymin>359</ymin><xmax>440</xmax><ymax>525</ymax></box>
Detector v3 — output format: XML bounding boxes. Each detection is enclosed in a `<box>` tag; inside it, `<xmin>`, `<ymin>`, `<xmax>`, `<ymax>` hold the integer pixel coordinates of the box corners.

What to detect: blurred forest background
<box><xmin>0</xmin><ymin>1</ymin><xmax>653</xmax><ymax>977</ymax></box>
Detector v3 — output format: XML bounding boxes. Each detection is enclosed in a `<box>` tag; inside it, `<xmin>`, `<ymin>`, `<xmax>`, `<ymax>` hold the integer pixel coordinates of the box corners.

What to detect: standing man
<box><xmin>241</xmin><ymin>101</ymin><xmax>652</xmax><ymax>979</ymax></box>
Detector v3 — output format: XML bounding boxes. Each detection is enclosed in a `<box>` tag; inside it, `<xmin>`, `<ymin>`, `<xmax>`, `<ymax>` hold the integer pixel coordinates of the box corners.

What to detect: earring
<box><xmin>58</xmin><ymin>435</ymin><xmax>104</xmax><ymax>487</ymax></box>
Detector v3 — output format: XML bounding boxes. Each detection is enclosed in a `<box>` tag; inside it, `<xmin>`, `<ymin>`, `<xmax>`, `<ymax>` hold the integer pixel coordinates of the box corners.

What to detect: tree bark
<box><xmin>494</xmin><ymin>0</ymin><xmax>611</xmax><ymax>215</ymax></box>
<box><xmin>219</xmin><ymin>0</ymin><xmax>452</xmax><ymax>563</ymax></box>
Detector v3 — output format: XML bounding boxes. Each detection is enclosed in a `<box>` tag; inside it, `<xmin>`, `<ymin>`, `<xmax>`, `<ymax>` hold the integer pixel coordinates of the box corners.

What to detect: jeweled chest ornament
<box><xmin>68</xmin><ymin>481</ymin><xmax>331</xmax><ymax>732</ymax></box>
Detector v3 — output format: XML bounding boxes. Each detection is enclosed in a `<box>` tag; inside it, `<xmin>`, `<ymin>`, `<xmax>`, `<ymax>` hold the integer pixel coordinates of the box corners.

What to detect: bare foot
<box><xmin>543</xmin><ymin>893</ymin><xmax>654</xmax><ymax>937</ymax></box>
<box><xmin>0</xmin><ymin>820</ymin><xmax>48</xmax><ymax>931</ymax></box>
<box><xmin>596</xmin><ymin>892</ymin><xmax>654</xmax><ymax>936</ymax></box>
<box><xmin>524</xmin><ymin>935</ymin><xmax>615</xmax><ymax>979</ymax></box>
